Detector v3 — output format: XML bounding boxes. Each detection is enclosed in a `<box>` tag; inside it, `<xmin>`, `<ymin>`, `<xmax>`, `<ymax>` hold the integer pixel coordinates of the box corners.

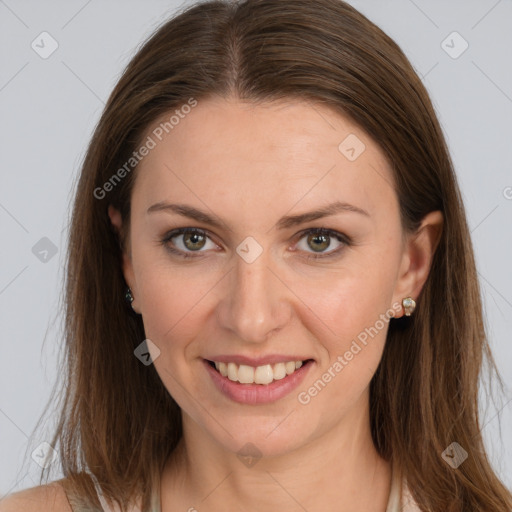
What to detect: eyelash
<box><xmin>160</xmin><ymin>227</ymin><xmax>351</xmax><ymax>261</ymax></box>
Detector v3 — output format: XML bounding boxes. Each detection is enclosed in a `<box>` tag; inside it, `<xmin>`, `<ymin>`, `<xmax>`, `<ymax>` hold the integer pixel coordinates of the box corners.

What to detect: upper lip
<box><xmin>204</xmin><ymin>354</ymin><xmax>313</xmax><ymax>366</ymax></box>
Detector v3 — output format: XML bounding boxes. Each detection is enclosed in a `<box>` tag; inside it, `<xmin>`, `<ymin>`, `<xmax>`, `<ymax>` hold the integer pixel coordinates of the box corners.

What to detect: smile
<box><xmin>203</xmin><ymin>358</ymin><xmax>314</xmax><ymax>404</ymax></box>
<box><xmin>209</xmin><ymin>360</ymin><xmax>305</xmax><ymax>385</ymax></box>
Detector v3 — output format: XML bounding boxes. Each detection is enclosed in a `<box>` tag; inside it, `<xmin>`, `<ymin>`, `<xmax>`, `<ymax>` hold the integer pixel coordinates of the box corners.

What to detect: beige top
<box><xmin>64</xmin><ymin>461</ymin><xmax>421</xmax><ymax>512</ymax></box>
<box><xmin>386</xmin><ymin>463</ymin><xmax>422</xmax><ymax>512</ymax></box>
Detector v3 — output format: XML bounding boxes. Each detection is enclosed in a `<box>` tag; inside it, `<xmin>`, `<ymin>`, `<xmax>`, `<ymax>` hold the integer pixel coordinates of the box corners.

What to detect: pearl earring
<box><xmin>402</xmin><ymin>297</ymin><xmax>416</xmax><ymax>316</ymax></box>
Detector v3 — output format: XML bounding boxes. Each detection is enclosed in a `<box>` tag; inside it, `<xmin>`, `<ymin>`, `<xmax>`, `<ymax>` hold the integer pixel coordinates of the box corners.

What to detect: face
<box><xmin>113</xmin><ymin>96</ymin><xmax>411</xmax><ymax>458</ymax></box>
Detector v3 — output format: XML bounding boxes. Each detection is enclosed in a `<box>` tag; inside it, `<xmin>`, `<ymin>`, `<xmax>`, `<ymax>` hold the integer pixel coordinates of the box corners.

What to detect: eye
<box><xmin>161</xmin><ymin>228</ymin><xmax>217</xmax><ymax>258</ymax></box>
<box><xmin>293</xmin><ymin>227</ymin><xmax>350</xmax><ymax>260</ymax></box>
<box><xmin>161</xmin><ymin>226</ymin><xmax>351</xmax><ymax>260</ymax></box>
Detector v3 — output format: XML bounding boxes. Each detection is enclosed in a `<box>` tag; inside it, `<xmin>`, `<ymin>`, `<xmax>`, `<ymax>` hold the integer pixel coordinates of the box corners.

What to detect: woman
<box><xmin>2</xmin><ymin>0</ymin><xmax>511</xmax><ymax>511</ymax></box>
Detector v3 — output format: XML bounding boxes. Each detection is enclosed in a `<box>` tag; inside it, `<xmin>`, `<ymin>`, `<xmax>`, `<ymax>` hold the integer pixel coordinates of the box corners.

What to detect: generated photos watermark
<box><xmin>297</xmin><ymin>301</ymin><xmax>402</xmax><ymax>405</ymax></box>
<box><xmin>93</xmin><ymin>97</ymin><xmax>198</xmax><ymax>200</ymax></box>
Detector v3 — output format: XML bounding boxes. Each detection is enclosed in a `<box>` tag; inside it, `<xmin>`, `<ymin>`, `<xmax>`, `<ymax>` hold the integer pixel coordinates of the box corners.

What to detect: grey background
<box><xmin>1</xmin><ymin>0</ymin><xmax>511</xmax><ymax>497</ymax></box>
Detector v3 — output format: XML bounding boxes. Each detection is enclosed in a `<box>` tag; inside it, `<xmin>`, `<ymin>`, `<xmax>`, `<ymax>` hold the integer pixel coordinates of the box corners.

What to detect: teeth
<box><xmin>272</xmin><ymin>362</ymin><xmax>287</xmax><ymax>380</ymax></box>
<box><xmin>219</xmin><ymin>362</ymin><xmax>228</xmax><ymax>377</ymax></box>
<box><xmin>227</xmin><ymin>362</ymin><xmax>238</xmax><ymax>382</ymax></box>
<box><xmin>254</xmin><ymin>364</ymin><xmax>273</xmax><ymax>385</ymax></box>
<box><xmin>238</xmin><ymin>364</ymin><xmax>255</xmax><ymax>384</ymax></box>
<box><xmin>212</xmin><ymin>360</ymin><xmax>306</xmax><ymax>385</ymax></box>
<box><xmin>285</xmin><ymin>361</ymin><xmax>296</xmax><ymax>375</ymax></box>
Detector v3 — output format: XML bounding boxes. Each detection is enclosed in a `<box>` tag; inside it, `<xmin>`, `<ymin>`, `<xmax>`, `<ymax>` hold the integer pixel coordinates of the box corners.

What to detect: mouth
<box><xmin>205</xmin><ymin>358</ymin><xmax>314</xmax><ymax>385</ymax></box>
<box><xmin>204</xmin><ymin>357</ymin><xmax>314</xmax><ymax>404</ymax></box>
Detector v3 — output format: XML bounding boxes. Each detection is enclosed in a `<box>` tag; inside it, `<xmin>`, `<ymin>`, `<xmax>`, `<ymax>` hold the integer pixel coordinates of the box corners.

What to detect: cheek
<box><xmin>294</xmin><ymin>282</ymin><xmax>394</xmax><ymax>426</ymax></box>
<box><xmin>289</xmin><ymin>253</ymin><xmax>399</xmax><ymax>403</ymax></box>
<box><xmin>136</xmin><ymin>266</ymin><xmax>211</xmax><ymax>408</ymax></box>
<box><xmin>137</xmin><ymin>265</ymin><xmax>210</xmax><ymax>349</ymax></box>
<box><xmin>290</xmin><ymin>254</ymin><xmax>398</xmax><ymax>349</ymax></box>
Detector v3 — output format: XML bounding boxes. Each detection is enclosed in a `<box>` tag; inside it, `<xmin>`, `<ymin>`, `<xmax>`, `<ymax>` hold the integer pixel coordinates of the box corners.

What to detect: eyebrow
<box><xmin>146</xmin><ymin>200</ymin><xmax>370</xmax><ymax>230</ymax></box>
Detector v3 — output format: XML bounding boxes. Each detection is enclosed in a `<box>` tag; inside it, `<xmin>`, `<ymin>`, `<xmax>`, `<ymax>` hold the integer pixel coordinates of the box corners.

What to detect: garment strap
<box><xmin>60</xmin><ymin>473</ymin><xmax>126</xmax><ymax>512</ymax></box>
<box><xmin>385</xmin><ymin>458</ymin><xmax>402</xmax><ymax>512</ymax></box>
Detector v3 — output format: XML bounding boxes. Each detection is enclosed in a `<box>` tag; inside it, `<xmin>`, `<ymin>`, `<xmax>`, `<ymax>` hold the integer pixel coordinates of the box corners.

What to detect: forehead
<box><xmin>132</xmin><ymin>97</ymin><xmax>396</xmax><ymax>224</ymax></box>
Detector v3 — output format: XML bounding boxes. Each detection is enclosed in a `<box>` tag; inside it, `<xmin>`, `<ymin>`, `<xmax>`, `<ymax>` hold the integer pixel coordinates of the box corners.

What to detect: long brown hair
<box><xmin>30</xmin><ymin>0</ymin><xmax>511</xmax><ymax>510</ymax></box>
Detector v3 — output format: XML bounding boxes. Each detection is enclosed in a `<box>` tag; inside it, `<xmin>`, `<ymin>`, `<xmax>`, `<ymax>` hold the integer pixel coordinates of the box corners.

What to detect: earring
<box><xmin>402</xmin><ymin>297</ymin><xmax>416</xmax><ymax>317</ymax></box>
<box><xmin>125</xmin><ymin>287</ymin><xmax>135</xmax><ymax>309</ymax></box>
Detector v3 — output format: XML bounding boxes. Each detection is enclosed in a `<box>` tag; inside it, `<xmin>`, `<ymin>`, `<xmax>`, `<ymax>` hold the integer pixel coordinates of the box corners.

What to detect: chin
<box><xmin>201</xmin><ymin>412</ymin><xmax>315</xmax><ymax>460</ymax></box>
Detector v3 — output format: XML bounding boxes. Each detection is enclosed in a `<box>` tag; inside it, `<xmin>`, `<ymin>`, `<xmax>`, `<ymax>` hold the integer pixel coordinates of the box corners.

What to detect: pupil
<box><xmin>309</xmin><ymin>233</ymin><xmax>329</xmax><ymax>252</ymax></box>
<box><xmin>185</xmin><ymin>232</ymin><xmax>205</xmax><ymax>250</ymax></box>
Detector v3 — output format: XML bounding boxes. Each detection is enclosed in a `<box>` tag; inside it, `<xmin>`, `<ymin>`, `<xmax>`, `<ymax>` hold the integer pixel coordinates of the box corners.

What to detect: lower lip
<box><xmin>203</xmin><ymin>359</ymin><xmax>313</xmax><ymax>405</ymax></box>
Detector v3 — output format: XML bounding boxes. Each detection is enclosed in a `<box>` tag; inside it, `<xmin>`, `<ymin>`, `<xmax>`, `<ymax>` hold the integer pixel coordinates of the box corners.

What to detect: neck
<box><xmin>161</xmin><ymin>398</ymin><xmax>392</xmax><ymax>511</ymax></box>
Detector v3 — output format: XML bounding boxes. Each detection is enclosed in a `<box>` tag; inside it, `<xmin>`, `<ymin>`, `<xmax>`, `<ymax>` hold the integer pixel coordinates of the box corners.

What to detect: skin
<box><xmin>109</xmin><ymin>96</ymin><xmax>443</xmax><ymax>512</ymax></box>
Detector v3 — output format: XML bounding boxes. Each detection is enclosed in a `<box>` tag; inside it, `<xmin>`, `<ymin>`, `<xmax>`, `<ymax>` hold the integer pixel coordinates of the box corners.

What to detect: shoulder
<box><xmin>0</xmin><ymin>480</ymin><xmax>72</xmax><ymax>512</ymax></box>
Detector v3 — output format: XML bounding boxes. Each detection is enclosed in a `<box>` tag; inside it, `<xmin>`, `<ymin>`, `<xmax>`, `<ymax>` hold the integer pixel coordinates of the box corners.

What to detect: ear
<box><xmin>108</xmin><ymin>205</ymin><xmax>139</xmax><ymax>313</ymax></box>
<box><xmin>392</xmin><ymin>210</ymin><xmax>443</xmax><ymax>318</ymax></box>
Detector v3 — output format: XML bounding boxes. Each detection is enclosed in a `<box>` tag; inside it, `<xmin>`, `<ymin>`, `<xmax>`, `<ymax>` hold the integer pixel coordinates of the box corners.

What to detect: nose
<box><xmin>216</xmin><ymin>244</ymin><xmax>292</xmax><ymax>344</ymax></box>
